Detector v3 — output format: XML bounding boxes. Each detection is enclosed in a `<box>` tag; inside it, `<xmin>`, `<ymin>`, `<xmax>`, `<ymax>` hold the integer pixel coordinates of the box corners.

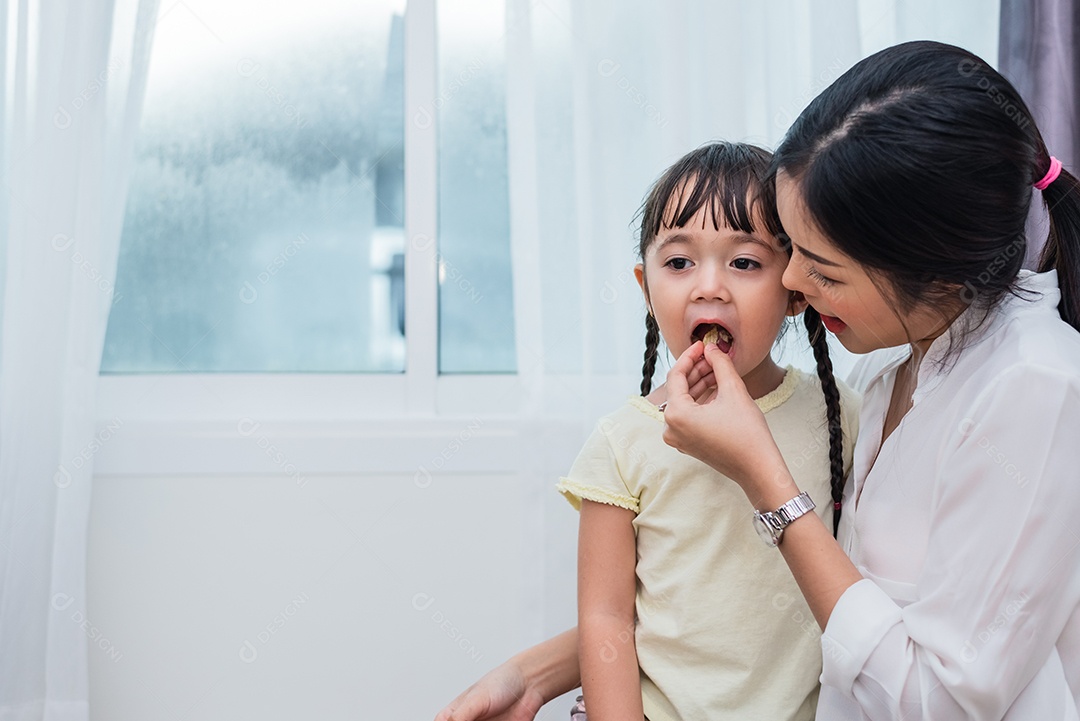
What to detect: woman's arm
<box><xmin>663</xmin><ymin>342</ymin><xmax>862</xmax><ymax>628</ymax></box>
<box><xmin>433</xmin><ymin>628</ymin><xmax>581</xmax><ymax>721</ymax></box>
<box><xmin>665</xmin><ymin>342</ymin><xmax>1080</xmax><ymax>718</ymax></box>
<box><xmin>578</xmin><ymin>499</ymin><xmax>643</xmax><ymax>721</ymax></box>
<box><xmin>814</xmin><ymin>365</ymin><xmax>1080</xmax><ymax>718</ymax></box>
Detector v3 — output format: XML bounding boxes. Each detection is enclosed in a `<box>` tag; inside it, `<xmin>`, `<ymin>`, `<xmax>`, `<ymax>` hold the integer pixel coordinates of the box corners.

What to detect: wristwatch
<box><xmin>753</xmin><ymin>492</ymin><xmax>815</xmax><ymax>546</ymax></box>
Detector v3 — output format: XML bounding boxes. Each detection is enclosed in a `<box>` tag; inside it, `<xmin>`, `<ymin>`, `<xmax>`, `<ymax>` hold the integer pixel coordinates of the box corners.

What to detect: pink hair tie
<box><xmin>1035</xmin><ymin>156</ymin><xmax>1062</xmax><ymax>190</ymax></box>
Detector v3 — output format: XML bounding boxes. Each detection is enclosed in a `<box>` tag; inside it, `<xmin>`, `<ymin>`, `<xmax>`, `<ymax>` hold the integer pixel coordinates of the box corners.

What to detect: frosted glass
<box><xmin>102</xmin><ymin>0</ymin><xmax>406</xmax><ymax>372</ymax></box>
<box><xmin>436</xmin><ymin>0</ymin><xmax>515</xmax><ymax>373</ymax></box>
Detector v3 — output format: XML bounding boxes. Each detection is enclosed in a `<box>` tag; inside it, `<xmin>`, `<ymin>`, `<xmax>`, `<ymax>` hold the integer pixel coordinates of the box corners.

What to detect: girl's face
<box><xmin>776</xmin><ymin>172</ymin><xmax>951</xmax><ymax>354</ymax></box>
<box><xmin>635</xmin><ymin>199</ymin><xmax>802</xmax><ymax>397</ymax></box>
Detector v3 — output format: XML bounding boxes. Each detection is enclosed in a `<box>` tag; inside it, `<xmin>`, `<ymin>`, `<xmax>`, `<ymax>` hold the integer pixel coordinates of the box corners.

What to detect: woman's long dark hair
<box><xmin>636</xmin><ymin>142</ymin><xmax>848</xmax><ymax>535</ymax></box>
<box><xmin>773</xmin><ymin>41</ymin><xmax>1080</xmax><ymax>351</ymax></box>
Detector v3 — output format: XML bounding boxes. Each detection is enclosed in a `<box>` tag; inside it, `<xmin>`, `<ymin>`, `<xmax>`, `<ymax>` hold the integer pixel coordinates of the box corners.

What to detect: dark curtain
<box><xmin>999</xmin><ymin>0</ymin><xmax>1080</xmax><ymax>266</ymax></box>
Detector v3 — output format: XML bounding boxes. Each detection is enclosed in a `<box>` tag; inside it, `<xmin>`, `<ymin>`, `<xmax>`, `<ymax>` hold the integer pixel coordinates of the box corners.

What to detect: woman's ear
<box><xmin>634</xmin><ymin>263</ymin><xmax>652</xmax><ymax>315</ymax></box>
<box><xmin>786</xmin><ymin>290</ymin><xmax>809</xmax><ymax>317</ymax></box>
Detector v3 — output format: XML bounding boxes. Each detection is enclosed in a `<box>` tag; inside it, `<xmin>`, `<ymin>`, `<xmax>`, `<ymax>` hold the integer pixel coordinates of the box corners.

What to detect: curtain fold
<box><xmin>502</xmin><ymin>2</ymin><xmax>1000</xmax><ymax>708</ymax></box>
<box><xmin>998</xmin><ymin>0</ymin><xmax>1080</xmax><ymax>267</ymax></box>
<box><xmin>505</xmin><ymin>0</ymin><xmax>1000</xmax><ymax>420</ymax></box>
<box><xmin>0</xmin><ymin>1</ymin><xmax>158</xmax><ymax>719</ymax></box>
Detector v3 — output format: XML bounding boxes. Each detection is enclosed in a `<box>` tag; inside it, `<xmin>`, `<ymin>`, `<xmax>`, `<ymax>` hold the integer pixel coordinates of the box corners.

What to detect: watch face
<box><xmin>754</xmin><ymin>513</ymin><xmax>781</xmax><ymax>547</ymax></box>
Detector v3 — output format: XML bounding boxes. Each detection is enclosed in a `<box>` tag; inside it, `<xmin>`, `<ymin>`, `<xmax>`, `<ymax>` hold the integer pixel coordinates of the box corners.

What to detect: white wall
<box><xmin>81</xmin><ymin>332</ymin><xmax>860</xmax><ymax>720</ymax></box>
<box><xmin>87</xmin><ymin>418</ymin><xmax>586</xmax><ymax>720</ymax></box>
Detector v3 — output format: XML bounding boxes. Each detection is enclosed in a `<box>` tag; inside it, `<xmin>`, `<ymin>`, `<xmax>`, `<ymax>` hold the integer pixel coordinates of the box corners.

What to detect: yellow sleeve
<box><xmin>555</xmin><ymin>415</ymin><xmax>640</xmax><ymax>513</ymax></box>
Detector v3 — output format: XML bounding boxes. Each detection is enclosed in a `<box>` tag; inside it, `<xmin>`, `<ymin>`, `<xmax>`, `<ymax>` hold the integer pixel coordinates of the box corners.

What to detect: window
<box><xmin>103</xmin><ymin>0</ymin><xmax>518</xmax><ymax>376</ymax></box>
<box><xmin>102</xmin><ymin>0</ymin><xmax>408</xmax><ymax>372</ymax></box>
<box><xmin>435</xmin><ymin>0</ymin><xmax>515</xmax><ymax>372</ymax></box>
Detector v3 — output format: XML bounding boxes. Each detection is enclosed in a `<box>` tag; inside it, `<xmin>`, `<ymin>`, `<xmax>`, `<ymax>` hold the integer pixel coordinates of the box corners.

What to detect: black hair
<box><xmin>773</xmin><ymin>40</ymin><xmax>1080</xmax><ymax>356</ymax></box>
<box><xmin>636</xmin><ymin>142</ymin><xmax>848</xmax><ymax>535</ymax></box>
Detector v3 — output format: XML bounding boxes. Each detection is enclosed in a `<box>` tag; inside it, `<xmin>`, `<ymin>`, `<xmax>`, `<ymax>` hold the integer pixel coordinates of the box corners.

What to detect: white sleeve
<box><xmin>821</xmin><ymin>364</ymin><xmax>1080</xmax><ymax>719</ymax></box>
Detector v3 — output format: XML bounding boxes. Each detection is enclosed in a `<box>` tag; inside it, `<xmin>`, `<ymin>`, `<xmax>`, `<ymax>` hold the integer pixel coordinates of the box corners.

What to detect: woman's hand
<box><xmin>682</xmin><ymin>348</ymin><xmax>717</xmax><ymax>403</ymax></box>
<box><xmin>435</xmin><ymin>628</ymin><xmax>581</xmax><ymax>721</ymax></box>
<box><xmin>663</xmin><ymin>341</ymin><xmax>791</xmax><ymax>505</ymax></box>
<box><xmin>433</xmin><ymin>660</ymin><xmax>544</xmax><ymax>721</ymax></box>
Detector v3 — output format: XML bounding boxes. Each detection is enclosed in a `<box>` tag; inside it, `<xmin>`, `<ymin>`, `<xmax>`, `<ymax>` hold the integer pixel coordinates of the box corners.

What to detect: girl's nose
<box><xmin>694</xmin><ymin>266</ymin><xmax>731</xmax><ymax>302</ymax></box>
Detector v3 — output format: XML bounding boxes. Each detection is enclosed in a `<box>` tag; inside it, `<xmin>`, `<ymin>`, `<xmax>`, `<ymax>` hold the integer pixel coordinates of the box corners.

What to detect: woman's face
<box><xmin>776</xmin><ymin>172</ymin><xmax>950</xmax><ymax>354</ymax></box>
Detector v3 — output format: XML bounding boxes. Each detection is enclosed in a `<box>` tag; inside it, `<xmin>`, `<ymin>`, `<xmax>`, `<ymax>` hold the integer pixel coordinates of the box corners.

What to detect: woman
<box><xmin>436</xmin><ymin>40</ymin><xmax>1080</xmax><ymax>720</ymax></box>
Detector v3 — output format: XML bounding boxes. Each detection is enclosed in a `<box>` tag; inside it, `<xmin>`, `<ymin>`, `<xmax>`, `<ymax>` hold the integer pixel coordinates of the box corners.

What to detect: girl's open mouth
<box><xmin>692</xmin><ymin>323</ymin><xmax>733</xmax><ymax>353</ymax></box>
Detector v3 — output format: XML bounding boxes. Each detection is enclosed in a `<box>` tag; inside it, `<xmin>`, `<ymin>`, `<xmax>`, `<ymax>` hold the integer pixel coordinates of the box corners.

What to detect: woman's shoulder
<box><xmin>965</xmin><ymin>282</ymin><xmax>1080</xmax><ymax>385</ymax></box>
<box><xmin>928</xmin><ymin>277</ymin><xmax>1080</xmax><ymax>425</ymax></box>
<box><xmin>1001</xmin><ymin>312</ymin><xmax>1080</xmax><ymax>375</ymax></box>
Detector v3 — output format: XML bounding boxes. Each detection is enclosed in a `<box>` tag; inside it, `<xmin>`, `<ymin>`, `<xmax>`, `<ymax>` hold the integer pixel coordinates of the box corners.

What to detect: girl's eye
<box><xmin>665</xmin><ymin>257</ymin><xmax>691</xmax><ymax>270</ymax></box>
<box><xmin>807</xmin><ymin>266</ymin><xmax>837</xmax><ymax>287</ymax></box>
<box><xmin>732</xmin><ymin>258</ymin><xmax>760</xmax><ymax>271</ymax></box>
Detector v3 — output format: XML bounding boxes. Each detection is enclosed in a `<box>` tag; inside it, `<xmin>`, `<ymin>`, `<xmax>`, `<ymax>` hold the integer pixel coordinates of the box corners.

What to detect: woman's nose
<box><xmin>781</xmin><ymin>257</ymin><xmax>807</xmax><ymax>295</ymax></box>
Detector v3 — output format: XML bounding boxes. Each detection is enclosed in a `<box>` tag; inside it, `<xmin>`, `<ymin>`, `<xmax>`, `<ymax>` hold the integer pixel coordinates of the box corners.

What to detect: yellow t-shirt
<box><xmin>557</xmin><ymin>366</ymin><xmax>860</xmax><ymax>721</ymax></box>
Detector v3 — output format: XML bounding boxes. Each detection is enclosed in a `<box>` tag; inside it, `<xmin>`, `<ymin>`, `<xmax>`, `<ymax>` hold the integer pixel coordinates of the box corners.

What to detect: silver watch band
<box><xmin>755</xmin><ymin>492</ymin><xmax>815</xmax><ymax>546</ymax></box>
<box><xmin>774</xmin><ymin>492</ymin><xmax>816</xmax><ymax>526</ymax></box>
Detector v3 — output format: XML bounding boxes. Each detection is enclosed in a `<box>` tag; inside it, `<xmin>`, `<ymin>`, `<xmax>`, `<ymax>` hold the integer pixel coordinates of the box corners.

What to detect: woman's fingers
<box><xmin>666</xmin><ymin>340</ymin><xmax>702</xmax><ymax>399</ymax></box>
<box><xmin>662</xmin><ymin>338</ymin><xmax>786</xmax><ymax>486</ymax></box>
<box><xmin>671</xmin><ymin>342</ymin><xmax>725</xmax><ymax>403</ymax></box>
<box><xmin>684</xmin><ymin>351</ymin><xmax>714</xmax><ymax>385</ymax></box>
<box><xmin>669</xmin><ymin>341</ymin><xmax>730</xmax><ymax>405</ymax></box>
<box><xmin>700</xmin><ymin>341</ymin><xmax>741</xmax><ymax>386</ymax></box>
<box><xmin>686</xmin><ymin>363</ymin><xmax>716</xmax><ymax>401</ymax></box>
<box><xmin>434</xmin><ymin>688</ymin><xmax>494</xmax><ymax>721</ymax></box>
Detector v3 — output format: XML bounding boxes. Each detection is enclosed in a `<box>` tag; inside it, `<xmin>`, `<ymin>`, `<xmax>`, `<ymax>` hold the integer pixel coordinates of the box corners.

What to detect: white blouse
<box><xmin>818</xmin><ymin>269</ymin><xmax>1080</xmax><ymax>720</ymax></box>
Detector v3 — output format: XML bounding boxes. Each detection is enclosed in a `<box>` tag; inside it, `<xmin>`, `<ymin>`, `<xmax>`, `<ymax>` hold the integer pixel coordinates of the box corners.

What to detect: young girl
<box><xmin>554</xmin><ymin>142</ymin><xmax>859</xmax><ymax>720</ymax></box>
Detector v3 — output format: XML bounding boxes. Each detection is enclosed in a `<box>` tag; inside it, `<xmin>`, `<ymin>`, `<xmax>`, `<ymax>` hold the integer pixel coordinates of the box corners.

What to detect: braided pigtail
<box><xmin>640</xmin><ymin>313</ymin><xmax>661</xmax><ymax>396</ymax></box>
<box><xmin>803</xmin><ymin>306</ymin><xmax>845</xmax><ymax>537</ymax></box>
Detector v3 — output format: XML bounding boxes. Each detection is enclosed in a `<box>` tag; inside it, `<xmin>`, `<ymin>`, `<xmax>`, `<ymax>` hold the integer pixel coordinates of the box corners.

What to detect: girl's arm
<box><xmin>433</xmin><ymin>628</ymin><xmax>581</xmax><ymax>721</ymax></box>
<box><xmin>578</xmin><ymin>499</ymin><xmax>643</xmax><ymax>721</ymax></box>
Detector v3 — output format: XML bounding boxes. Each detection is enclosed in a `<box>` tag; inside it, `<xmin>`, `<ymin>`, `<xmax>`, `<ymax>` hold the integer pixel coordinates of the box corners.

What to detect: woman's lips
<box><xmin>820</xmin><ymin>314</ymin><xmax>847</xmax><ymax>334</ymax></box>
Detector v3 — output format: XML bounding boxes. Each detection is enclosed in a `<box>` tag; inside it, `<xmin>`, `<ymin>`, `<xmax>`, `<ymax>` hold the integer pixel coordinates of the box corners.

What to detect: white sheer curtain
<box><xmin>0</xmin><ymin>1</ymin><xmax>157</xmax><ymax>719</ymax></box>
<box><xmin>502</xmin><ymin>0</ymin><xmax>1000</xmax><ymax>677</ymax></box>
<box><xmin>506</xmin><ymin>0</ymin><xmax>1001</xmax><ymax>421</ymax></box>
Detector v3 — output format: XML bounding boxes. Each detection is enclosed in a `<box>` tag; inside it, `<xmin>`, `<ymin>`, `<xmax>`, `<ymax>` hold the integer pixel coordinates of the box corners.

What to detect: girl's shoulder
<box><xmin>782</xmin><ymin>365</ymin><xmax>863</xmax><ymax>414</ymax></box>
<box><xmin>774</xmin><ymin>367</ymin><xmax>862</xmax><ymax>452</ymax></box>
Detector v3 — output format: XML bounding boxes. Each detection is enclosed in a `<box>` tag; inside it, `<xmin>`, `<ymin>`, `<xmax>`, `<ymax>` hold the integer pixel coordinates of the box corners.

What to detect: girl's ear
<box><xmin>634</xmin><ymin>263</ymin><xmax>651</xmax><ymax>314</ymax></box>
<box><xmin>786</xmin><ymin>290</ymin><xmax>809</xmax><ymax>317</ymax></box>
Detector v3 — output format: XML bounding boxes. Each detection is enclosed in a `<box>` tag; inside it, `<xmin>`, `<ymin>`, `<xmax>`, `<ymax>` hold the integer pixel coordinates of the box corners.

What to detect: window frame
<box><xmin>96</xmin><ymin>0</ymin><xmax>525</xmax><ymax>448</ymax></box>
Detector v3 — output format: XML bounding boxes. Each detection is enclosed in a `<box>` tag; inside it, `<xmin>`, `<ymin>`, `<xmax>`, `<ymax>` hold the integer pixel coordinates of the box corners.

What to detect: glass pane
<box><xmin>102</xmin><ymin>0</ymin><xmax>406</xmax><ymax>372</ymax></box>
<box><xmin>436</xmin><ymin>0</ymin><xmax>515</xmax><ymax>373</ymax></box>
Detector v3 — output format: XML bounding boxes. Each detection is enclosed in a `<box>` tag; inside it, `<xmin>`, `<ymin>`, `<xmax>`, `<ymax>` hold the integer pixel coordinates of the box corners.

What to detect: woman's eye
<box><xmin>665</xmin><ymin>257</ymin><xmax>691</xmax><ymax>270</ymax></box>
<box><xmin>807</xmin><ymin>266</ymin><xmax>836</xmax><ymax>286</ymax></box>
<box><xmin>732</xmin><ymin>258</ymin><xmax>760</xmax><ymax>270</ymax></box>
